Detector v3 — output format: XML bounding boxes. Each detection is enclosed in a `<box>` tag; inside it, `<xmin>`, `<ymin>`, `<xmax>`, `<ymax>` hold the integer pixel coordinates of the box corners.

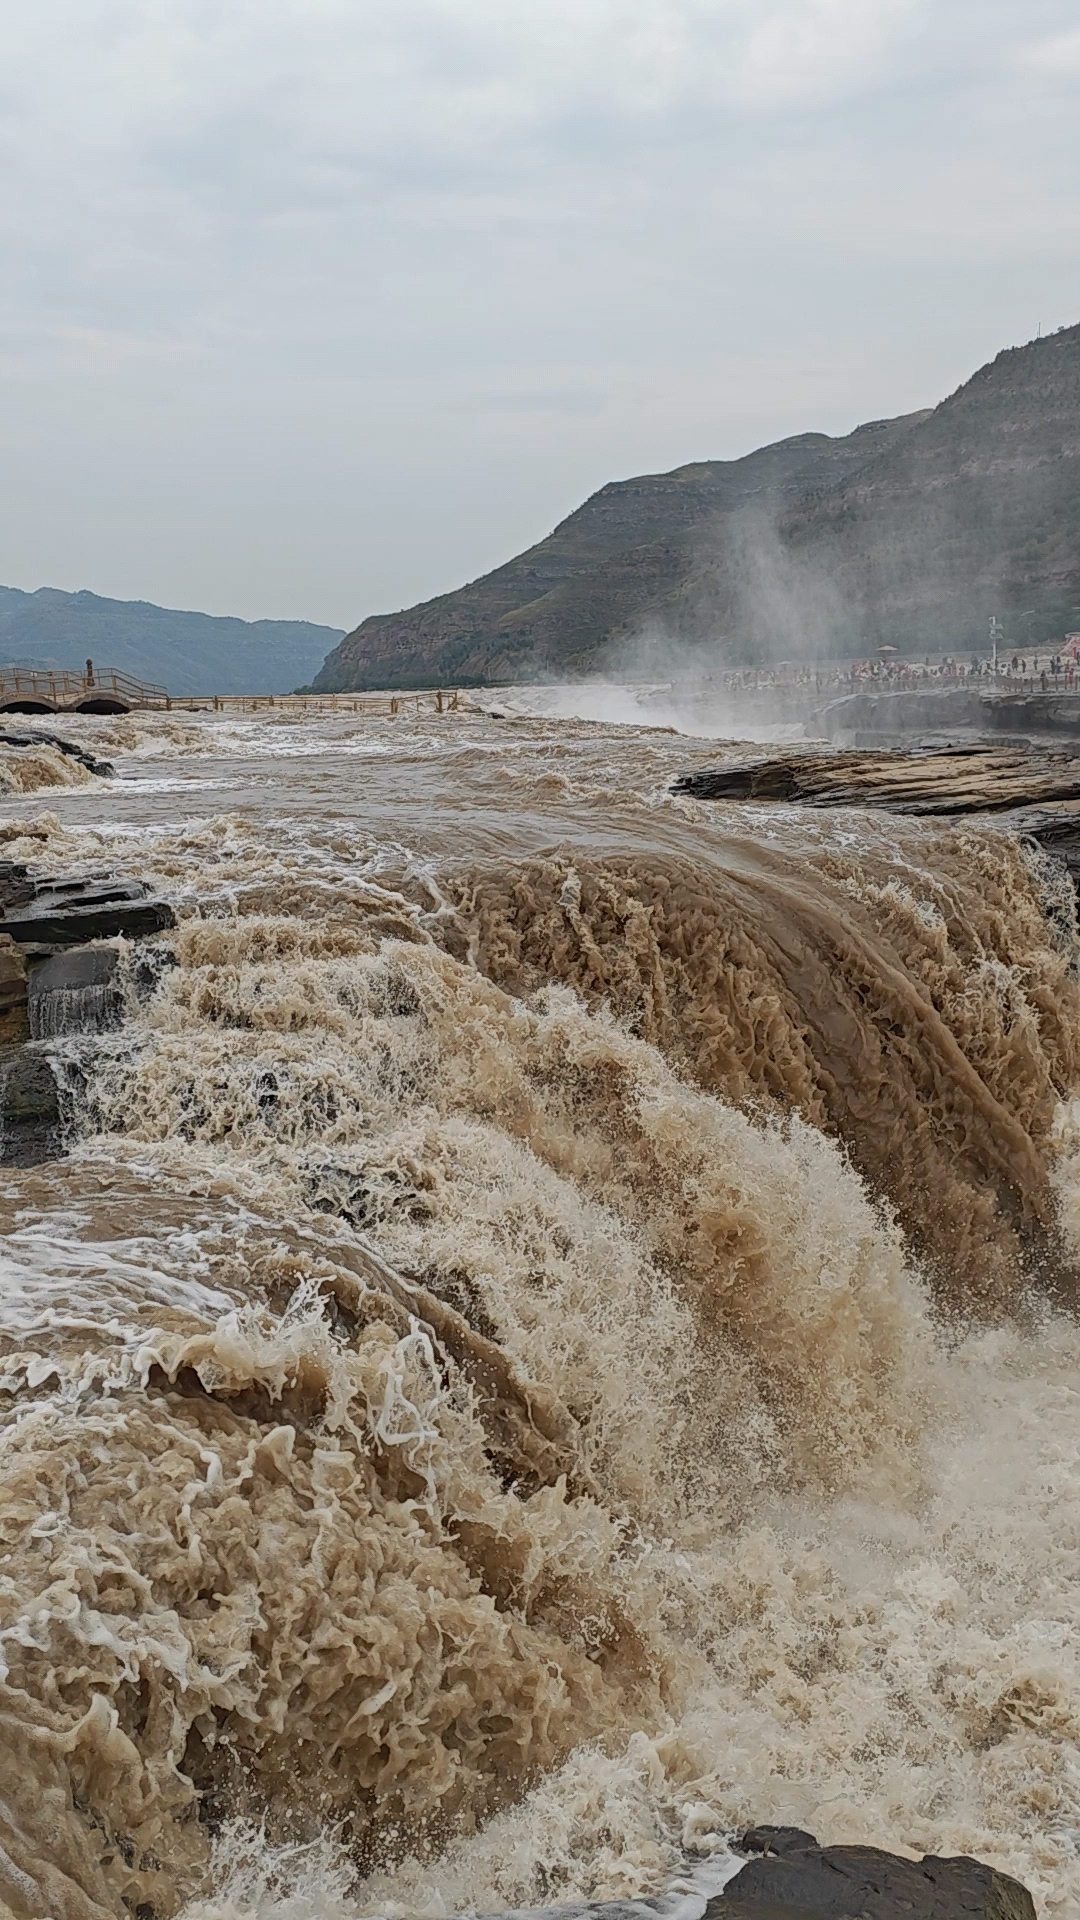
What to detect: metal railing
<box><xmin>0</xmin><ymin>671</ymin><xmax>470</xmax><ymax>715</ymax></box>
<box><xmin>0</xmin><ymin>665</ymin><xmax>170</xmax><ymax>708</ymax></box>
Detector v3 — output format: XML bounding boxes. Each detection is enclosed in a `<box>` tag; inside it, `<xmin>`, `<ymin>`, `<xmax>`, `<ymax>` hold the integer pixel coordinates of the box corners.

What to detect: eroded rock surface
<box><xmin>0</xmin><ymin>935</ymin><xmax>28</xmax><ymax>1044</ymax></box>
<box><xmin>0</xmin><ymin>861</ymin><xmax>175</xmax><ymax>1164</ymax></box>
<box><xmin>673</xmin><ymin>746</ymin><xmax>1080</xmax><ymax>815</ymax></box>
<box><xmin>28</xmin><ymin>946</ymin><xmax>124</xmax><ymax>1039</ymax></box>
<box><xmin>0</xmin><ymin>1045</ymin><xmax>61</xmax><ymax>1164</ymax></box>
<box><xmin>673</xmin><ymin>747</ymin><xmax>1080</xmax><ymax>889</ymax></box>
<box><xmin>0</xmin><ymin>860</ymin><xmax>174</xmax><ymax>948</ymax></box>
<box><xmin>709</xmin><ymin>1825</ymin><xmax>1035</xmax><ymax>1918</ymax></box>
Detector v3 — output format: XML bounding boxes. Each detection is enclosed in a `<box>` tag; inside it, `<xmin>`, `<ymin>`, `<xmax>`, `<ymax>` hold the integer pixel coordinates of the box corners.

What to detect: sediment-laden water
<box><xmin>1</xmin><ymin>702</ymin><xmax>1080</xmax><ymax>1918</ymax></box>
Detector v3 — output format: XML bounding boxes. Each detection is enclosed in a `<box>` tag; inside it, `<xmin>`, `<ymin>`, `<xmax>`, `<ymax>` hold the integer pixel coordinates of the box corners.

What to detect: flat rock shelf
<box><xmin>673</xmin><ymin>745</ymin><xmax>1080</xmax><ymax>894</ymax></box>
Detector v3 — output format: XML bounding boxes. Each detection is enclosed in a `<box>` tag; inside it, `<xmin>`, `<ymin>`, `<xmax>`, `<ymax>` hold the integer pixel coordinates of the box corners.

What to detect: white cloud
<box><xmin>1023</xmin><ymin>26</ymin><xmax>1080</xmax><ymax>73</ymax></box>
<box><xmin>0</xmin><ymin>0</ymin><xmax>1078</xmax><ymax>624</ymax></box>
<box><xmin>0</xmin><ymin>0</ymin><xmax>934</xmax><ymax>177</ymax></box>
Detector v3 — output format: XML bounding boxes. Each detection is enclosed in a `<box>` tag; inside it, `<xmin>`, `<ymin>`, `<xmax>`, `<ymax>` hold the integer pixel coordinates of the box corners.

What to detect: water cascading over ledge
<box><xmin>0</xmin><ymin>710</ymin><xmax>1074</xmax><ymax>1918</ymax></box>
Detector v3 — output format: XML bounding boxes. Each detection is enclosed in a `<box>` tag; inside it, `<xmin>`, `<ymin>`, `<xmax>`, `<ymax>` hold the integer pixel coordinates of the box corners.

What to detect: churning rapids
<box><xmin>3</xmin><ymin>700</ymin><xmax>1080</xmax><ymax>1919</ymax></box>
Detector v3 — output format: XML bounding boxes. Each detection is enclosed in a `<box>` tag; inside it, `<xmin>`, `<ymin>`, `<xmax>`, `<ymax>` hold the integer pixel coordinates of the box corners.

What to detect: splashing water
<box><xmin>0</xmin><ymin>741</ymin><xmax>99</xmax><ymax>794</ymax></box>
<box><xmin>0</xmin><ymin>707</ymin><xmax>1078</xmax><ymax>1917</ymax></box>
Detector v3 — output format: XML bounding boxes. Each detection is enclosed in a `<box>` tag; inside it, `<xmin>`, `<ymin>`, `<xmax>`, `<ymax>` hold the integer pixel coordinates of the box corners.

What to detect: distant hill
<box><xmin>313</xmin><ymin>322</ymin><xmax>1080</xmax><ymax>690</ymax></box>
<box><xmin>0</xmin><ymin>588</ymin><xmax>343</xmax><ymax>697</ymax></box>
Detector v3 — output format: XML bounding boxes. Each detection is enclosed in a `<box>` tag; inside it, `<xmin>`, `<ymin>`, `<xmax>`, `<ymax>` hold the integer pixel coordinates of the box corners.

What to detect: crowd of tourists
<box><xmin>719</xmin><ymin>648</ymin><xmax>1080</xmax><ymax>696</ymax></box>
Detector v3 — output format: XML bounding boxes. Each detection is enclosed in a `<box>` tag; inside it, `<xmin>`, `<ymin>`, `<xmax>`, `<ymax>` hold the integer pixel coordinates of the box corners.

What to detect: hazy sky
<box><xmin>2</xmin><ymin>1</ymin><xmax>1079</xmax><ymax>629</ymax></box>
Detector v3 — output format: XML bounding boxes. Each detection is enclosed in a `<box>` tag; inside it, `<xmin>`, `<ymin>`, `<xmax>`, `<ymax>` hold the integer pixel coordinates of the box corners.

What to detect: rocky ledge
<box><xmin>673</xmin><ymin>745</ymin><xmax>1080</xmax><ymax>892</ymax></box>
<box><xmin>0</xmin><ymin>858</ymin><xmax>173</xmax><ymax>949</ymax></box>
<box><xmin>0</xmin><ymin>728</ymin><xmax>114</xmax><ymax>779</ymax></box>
<box><xmin>0</xmin><ymin>859</ymin><xmax>174</xmax><ymax>1164</ymax></box>
<box><xmin>709</xmin><ymin>1824</ymin><xmax>1034</xmax><ymax>1917</ymax></box>
<box><xmin>481</xmin><ymin>1826</ymin><xmax>1034</xmax><ymax>1920</ymax></box>
<box><xmin>673</xmin><ymin>745</ymin><xmax>1080</xmax><ymax>815</ymax></box>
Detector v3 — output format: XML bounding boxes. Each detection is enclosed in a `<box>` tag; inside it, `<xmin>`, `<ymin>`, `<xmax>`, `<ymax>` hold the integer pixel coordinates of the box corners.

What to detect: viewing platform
<box><xmin>815</xmin><ymin>684</ymin><xmax>1080</xmax><ymax>746</ymax></box>
<box><xmin>0</xmin><ymin>664</ymin><xmax>170</xmax><ymax>716</ymax></box>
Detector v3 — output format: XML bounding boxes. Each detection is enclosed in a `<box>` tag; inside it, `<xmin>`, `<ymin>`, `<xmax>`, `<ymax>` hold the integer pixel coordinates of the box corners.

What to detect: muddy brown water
<box><xmin>0</xmin><ymin>702</ymin><xmax>1077</xmax><ymax>1918</ymax></box>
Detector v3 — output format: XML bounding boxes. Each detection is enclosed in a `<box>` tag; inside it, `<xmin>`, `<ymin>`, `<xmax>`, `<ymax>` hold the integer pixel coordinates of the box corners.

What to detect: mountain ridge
<box><xmin>0</xmin><ymin>586</ymin><xmax>343</xmax><ymax>697</ymax></box>
<box><xmin>313</xmin><ymin>323</ymin><xmax>1080</xmax><ymax>690</ymax></box>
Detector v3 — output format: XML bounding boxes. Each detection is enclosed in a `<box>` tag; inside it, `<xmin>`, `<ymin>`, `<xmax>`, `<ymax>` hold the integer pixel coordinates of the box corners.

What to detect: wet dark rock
<box><xmin>0</xmin><ymin>936</ymin><xmax>28</xmax><ymax>1044</ymax></box>
<box><xmin>131</xmin><ymin>944</ymin><xmax>179</xmax><ymax>999</ymax></box>
<box><xmin>0</xmin><ymin>861</ymin><xmax>174</xmax><ymax>948</ymax></box>
<box><xmin>254</xmin><ymin>1068</ymin><xmax>280</xmax><ymax>1114</ymax></box>
<box><xmin>814</xmin><ymin>688</ymin><xmax>989</xmax><ymax>744</ymax></box>
<box><xmin>0</xmin><ymin>1046</ymin><xmax>61</xmax><ymax>1165</ymax></box>
<box><xmin>0</xmin><ymin>728</ymin><xmax>114</xmax><ymax>777</ymax></box>
<box><xmin>28</xmin><ymin>946</ymin><xmax>124</xmax><ymax>1039</ymax></box>
<box><xmin>739</xmin><ymin>1828</ymin><xmax>821</xmax><ymax>1857</ymax></box>
<box><xmin>0</xmin><ymin>860</ymin><xmax>175</xmax><ymax>1162</ymax></box>
<box><xmin>710</xmin><ymin>1903</ymin><xmax>831</xmax><ymax>1919</ymax></box>
<box><xmin>708</xmin><ymin>1825</ymin><xmax>1035</xmax><ymax>1918</ymax></box>
<box><xmin>0</xmin><ymin>863</ymin><xmax>36</xmax><ymax>915</ymax></box>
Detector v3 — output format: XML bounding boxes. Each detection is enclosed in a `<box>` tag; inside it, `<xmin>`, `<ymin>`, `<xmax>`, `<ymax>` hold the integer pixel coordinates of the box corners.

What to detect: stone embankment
<box><xmin>0</xmin><ymin>858</ymin><xmax>174</xmax><ymax>1163</ymax></box>
<box><xmin>816</xmin><ymin>686</ymin><xmax>1080</xmax><ymax>746</ymax></box>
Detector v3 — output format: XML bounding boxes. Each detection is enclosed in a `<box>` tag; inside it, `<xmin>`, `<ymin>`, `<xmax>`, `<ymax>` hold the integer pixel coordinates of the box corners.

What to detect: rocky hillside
<box><xmin>312</xmin><ymin>415</ymin><xmax>926</xmax><ymax>690</ymax></box>
<box><xmin>775</xmin><ymin>322</ymin><xmax>1080</xmax><ymax>657</ymax></box>
<box><xmin>0</xmin><ymin>587</ymin><xmax>343</xmax><ymax>697</ymax></box>
<box><xmin>314</xmin><ymin>323</ymin><xmax>1080</xmax><ymax>689</ymax></box>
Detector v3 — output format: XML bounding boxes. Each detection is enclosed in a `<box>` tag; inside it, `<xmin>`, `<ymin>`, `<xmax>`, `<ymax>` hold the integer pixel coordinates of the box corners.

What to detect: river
<box><xmin>0</xmin><ymin>699</ymin><xmax>1078</xmax><ymax>1918</ymax></box>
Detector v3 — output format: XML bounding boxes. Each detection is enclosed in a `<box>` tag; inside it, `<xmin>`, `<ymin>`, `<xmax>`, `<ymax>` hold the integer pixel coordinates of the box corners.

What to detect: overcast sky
<box><xmin>1</xmin><ymin>1</ymin><xmax>1078</xmax><ymax>630</ymax></box>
